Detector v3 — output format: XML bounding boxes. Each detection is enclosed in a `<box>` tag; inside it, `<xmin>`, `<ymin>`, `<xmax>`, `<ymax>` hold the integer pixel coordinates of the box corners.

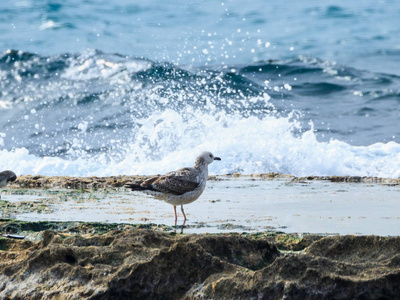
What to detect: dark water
<box><xmin>0</xmin><ymin>1</ymin><xmax>399</xmax><ymax>177</ymax></box>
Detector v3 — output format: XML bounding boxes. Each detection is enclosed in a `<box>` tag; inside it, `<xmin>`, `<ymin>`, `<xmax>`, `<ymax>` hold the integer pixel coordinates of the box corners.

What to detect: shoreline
<box><xmin>8</xmin><ymin>173</ymin><xmax>400</xmax><ymax>189</ymax></box>
<box><xmin>2</xmin><ymin>174</ymin><xmax>400</xmax><ymax>236</ymax></box>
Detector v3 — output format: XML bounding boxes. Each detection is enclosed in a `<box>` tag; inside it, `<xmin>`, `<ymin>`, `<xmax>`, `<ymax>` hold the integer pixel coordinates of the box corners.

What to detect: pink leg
<box><xmin>174</xmin><ymin>206</ymin><xmax>178</xmax><ymax>226</ymax></box>
<box><xmin>181</xmin><ymin>205</ymin><xmax>187</xmax><ymax>224</ymax></box>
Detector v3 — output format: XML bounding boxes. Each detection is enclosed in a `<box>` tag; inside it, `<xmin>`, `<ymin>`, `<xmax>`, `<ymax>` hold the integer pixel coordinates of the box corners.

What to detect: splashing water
<box><xmin>0</xmin><ymin>50</ymin><xmax>400</xmax><ymax>178</ymax></box>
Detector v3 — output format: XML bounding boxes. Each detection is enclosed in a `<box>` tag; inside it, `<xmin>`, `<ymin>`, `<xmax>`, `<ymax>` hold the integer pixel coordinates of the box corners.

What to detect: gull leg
<box><xmin>181</xmin><ymin>205</ymin><xmax>187</xmax><ymax>232</ymax></box>
<box><xmin>174</xmin><ymin>206</ymin><xmax>178</xmax><ymax>226</ymax></box>
<box><xmin>181</xmin><ymin>205</ymin><xmax>187</xmax><ymax>223</ymax></box>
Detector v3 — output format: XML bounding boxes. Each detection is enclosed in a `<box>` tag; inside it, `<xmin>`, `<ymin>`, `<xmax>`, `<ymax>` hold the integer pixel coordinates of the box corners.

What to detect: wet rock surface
<box><xmin>292</xmin><ymin>175</ymin><xmax>400</xmax><ymax>185</ymax></box>
<box><xmin>1</xmin><ymin>220</ymin><xmax>400</xmax><ymax>299</ymax></box>
<box><xmin>10</xmin><ymin>175</ymin><xmax>149</xmax><ymax>189</ymax></box>
<box><xmin>9</xmin><ymin>174</ymin><xmax>399</xmax><ymax>190</ymax></box>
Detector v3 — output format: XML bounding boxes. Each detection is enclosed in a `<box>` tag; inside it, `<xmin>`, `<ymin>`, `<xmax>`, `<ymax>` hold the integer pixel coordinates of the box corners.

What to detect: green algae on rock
<box><xmin>1</xmin><ymin>221</ymin><xmax>400</xmax><ymax>299</ymax></box>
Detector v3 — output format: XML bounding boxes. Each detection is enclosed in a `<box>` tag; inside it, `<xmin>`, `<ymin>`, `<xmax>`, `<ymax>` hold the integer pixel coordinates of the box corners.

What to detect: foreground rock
<box><xmin>1</xmin><ymin>221</ymin><xmax>400</xmax><ymax>299</ymax></box>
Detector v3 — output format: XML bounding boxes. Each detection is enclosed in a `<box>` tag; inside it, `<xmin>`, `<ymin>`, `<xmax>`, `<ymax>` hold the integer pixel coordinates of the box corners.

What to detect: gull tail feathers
<box><xmin>125</xmin><ymin>182</ymin><xmax>160</xmax><ymax>193</ymax></box>
<box><xmin>125</xmin><ymin>183</ymin><xmax>149</xmax><ymax>191</ymax></box>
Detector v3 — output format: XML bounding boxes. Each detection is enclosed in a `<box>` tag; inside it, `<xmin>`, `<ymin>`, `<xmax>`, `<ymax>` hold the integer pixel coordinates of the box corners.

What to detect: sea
<box><xmin>0</xmin><ymin>0</ymin><xmax>399</xmax><ymax>178</ymax></box>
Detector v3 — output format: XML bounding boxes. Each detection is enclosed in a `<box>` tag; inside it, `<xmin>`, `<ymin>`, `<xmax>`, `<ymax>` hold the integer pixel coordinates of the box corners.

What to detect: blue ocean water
<box><xmin>0</xmin><ymin>0</ymin><xmax>400</xmax><ymax>177</ymax></box>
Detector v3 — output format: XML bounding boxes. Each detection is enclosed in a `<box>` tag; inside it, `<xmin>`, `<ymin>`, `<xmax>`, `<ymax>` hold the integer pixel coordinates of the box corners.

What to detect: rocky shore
<box><xmin>1</xmin><ymin>220</ymin><xmax>400</xmax><ymax>299</ymax></box>
<box><xmin>9</xmin><ymin>174</ymin><xmax>400</xmax><ymax>190</ymax></box>
<box><xmin>1</xmin><ymin>175</ymin><xmax>400</xmax><ymax>299</ymax></box>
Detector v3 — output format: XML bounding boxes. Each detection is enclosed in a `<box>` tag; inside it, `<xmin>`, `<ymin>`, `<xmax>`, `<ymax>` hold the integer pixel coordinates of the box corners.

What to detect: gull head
<box><xmin>197</xmin><ymin>151</ymin><xmax>221</xmax><ymax>165</ymax></box>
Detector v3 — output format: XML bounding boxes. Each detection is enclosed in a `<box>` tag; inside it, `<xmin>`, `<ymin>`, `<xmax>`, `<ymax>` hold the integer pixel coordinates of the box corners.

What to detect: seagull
<box><xmin>0</xmin><ymin>170</ymin><xmax>17</xmax><ymax>199</ymax></box>
<box><xmin>125</xmin><ymin>151</ymin><xmax>221</xmax><ymax>226</ymax></box>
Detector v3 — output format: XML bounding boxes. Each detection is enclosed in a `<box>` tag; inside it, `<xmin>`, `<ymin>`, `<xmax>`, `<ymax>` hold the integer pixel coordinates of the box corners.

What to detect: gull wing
<box><xmin>142</xmin><ymin>168</ymin><xmax>200</xmax><ymax>195</ymax></box>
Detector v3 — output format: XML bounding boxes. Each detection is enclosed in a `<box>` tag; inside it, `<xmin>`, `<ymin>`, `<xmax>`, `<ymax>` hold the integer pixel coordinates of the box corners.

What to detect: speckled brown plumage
<box><xmin>126</xmin><ymin>151</ymin><xmax>221</xmax><ymax>225</ymax></box>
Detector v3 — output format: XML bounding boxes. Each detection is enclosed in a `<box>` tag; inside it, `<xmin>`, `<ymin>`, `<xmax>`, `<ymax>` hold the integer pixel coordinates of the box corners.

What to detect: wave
<box><xmin>1</xmin><ymin>109</ymin><xmax>400</xmax><ymax>178</ymax></box>
<box><xmin>0</xmin><ymin>49</ymin><xmax>399</xmax><ymax>178</ymax></box>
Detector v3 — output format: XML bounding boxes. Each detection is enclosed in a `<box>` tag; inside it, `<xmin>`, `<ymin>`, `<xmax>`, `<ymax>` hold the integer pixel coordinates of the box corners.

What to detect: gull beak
<box><xmin>214</xmin><ymin>157</ymin><xmax>221</xmax><ymax>161</ymax></box>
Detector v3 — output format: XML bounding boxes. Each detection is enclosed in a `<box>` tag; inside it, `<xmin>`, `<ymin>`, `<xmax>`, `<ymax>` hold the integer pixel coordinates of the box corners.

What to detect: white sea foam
<box><xmin>0</xmin><ymin>100</ymin><xmax>12</xmax><ymax>109</ymax></box>
<box><xmin>1</xmin><ymin>110</ymin><xmax>400</xmax><ymax>178</ymax></box>
<box><xmin>39</xmin><ymin>20</ymin><xmax>62</xmax><ymax>31</ymax></box>
<box><xmin>61</xmin><ymin>50</ymin><xmax>152</xmax><ymax>81</ymax></box>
